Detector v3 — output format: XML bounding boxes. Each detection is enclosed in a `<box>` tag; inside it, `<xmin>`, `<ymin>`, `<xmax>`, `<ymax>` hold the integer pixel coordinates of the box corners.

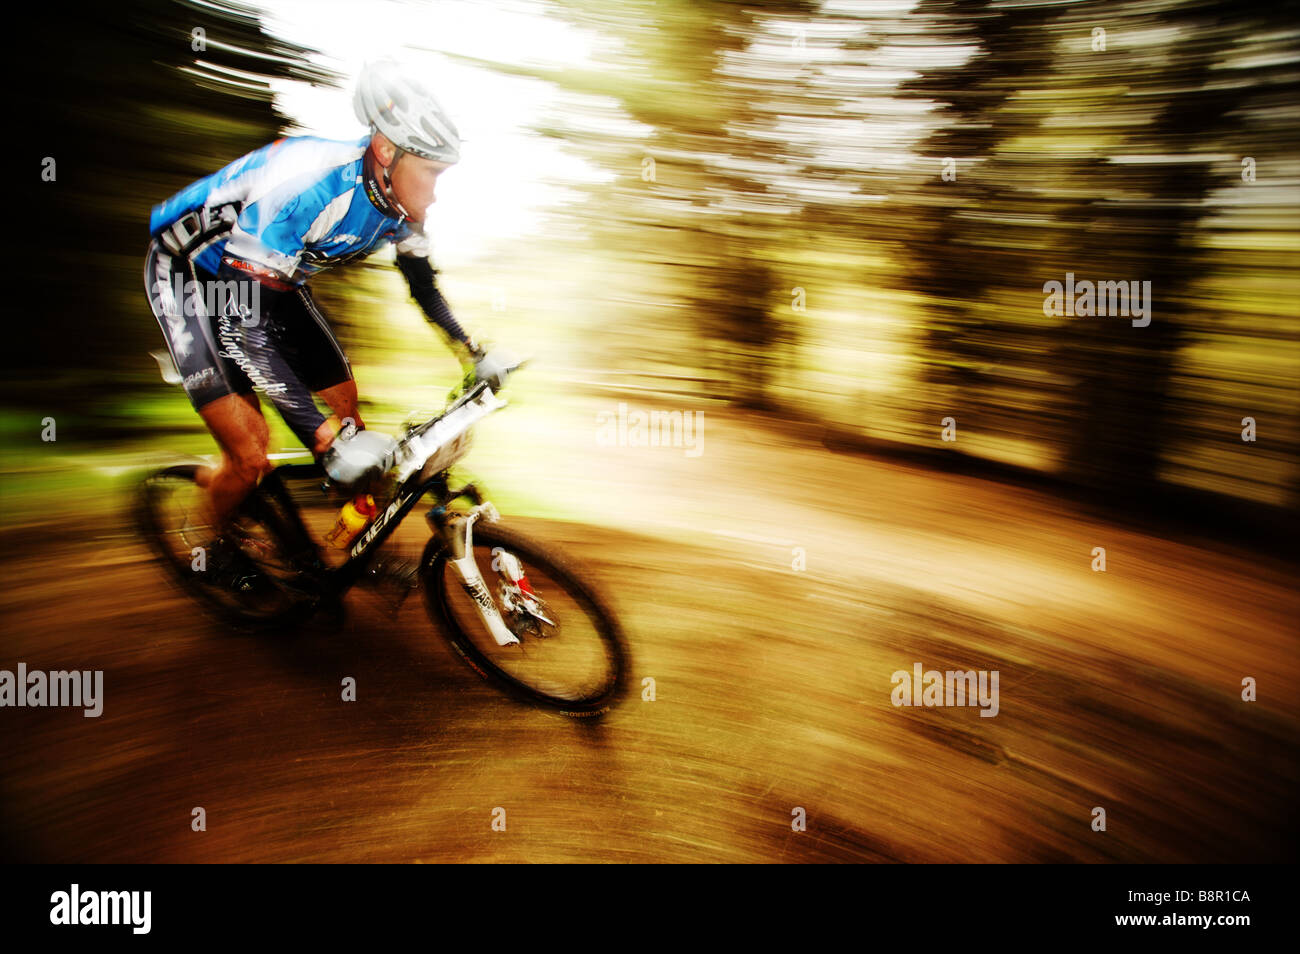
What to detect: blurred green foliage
<box><xmin>2</xmin><ymin>0</ymin><xmax>1297</xmax><ymax>522</ymax></box>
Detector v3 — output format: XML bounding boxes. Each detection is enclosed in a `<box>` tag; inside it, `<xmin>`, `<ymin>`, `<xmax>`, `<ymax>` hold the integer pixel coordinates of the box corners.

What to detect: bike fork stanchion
<box><xmin>429</xmin><ymin>504</ymin><xmax>520</xmax><ymax>647</ymax></box>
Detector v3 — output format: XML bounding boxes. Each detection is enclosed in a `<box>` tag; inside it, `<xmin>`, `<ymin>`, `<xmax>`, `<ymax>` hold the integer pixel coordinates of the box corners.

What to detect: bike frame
<box><xmin>248</xmin><ymin>380</ymin><xmax>506</xmax><ymax>597</ymax></box>
<box><xmin>252</xmin><ymin>463</ymin><xmax>461</xmax><ymax>592</ymax></box>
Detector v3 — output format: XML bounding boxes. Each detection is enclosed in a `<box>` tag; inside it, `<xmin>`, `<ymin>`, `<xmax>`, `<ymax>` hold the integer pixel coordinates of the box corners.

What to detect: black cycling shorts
<box><xmin>143</xmin><ymin>238</ymin><xmax>352</xmax><ymax>412</ymax></box>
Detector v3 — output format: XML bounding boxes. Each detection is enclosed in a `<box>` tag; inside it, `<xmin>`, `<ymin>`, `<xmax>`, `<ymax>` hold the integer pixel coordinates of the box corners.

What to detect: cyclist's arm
<box><xmin>394</xmin><ymin>252</ymin><xmax>480</xmax><ymax>360</ymax></box>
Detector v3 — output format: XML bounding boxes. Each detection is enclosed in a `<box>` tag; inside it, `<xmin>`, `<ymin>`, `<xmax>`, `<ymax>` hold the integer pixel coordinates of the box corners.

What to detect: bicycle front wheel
<box><xmin>420</xmin><ymin>521</ymin><xmax>629</xmax><ymax>717</ymax></box>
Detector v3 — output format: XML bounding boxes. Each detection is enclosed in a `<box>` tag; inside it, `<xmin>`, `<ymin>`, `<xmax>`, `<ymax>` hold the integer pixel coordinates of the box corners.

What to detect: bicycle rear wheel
<box><xmin>137</xmin><ymin>464</ymin><xmax>325</xmax><ymax>630</ymax></box>
<box><xmin>420</xmin><ymin>521</ymin><xmax>629</xmax><ymax>717</ymax></box>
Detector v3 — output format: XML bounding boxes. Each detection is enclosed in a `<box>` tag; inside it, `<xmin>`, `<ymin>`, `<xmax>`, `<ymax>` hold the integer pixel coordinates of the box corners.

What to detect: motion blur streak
<box><xmin>1</xmin><ymin>0</ymin><xmax>1295</xmax><ymax>862</ymax></box>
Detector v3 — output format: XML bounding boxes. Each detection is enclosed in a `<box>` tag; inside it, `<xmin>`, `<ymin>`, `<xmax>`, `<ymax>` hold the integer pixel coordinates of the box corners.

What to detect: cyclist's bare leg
<box><xmin>191</xmin><ymin>379</ymin><xmax>360</xmax><ymax>525</ymax></box>
<box><xmin>195</xmin><ymin>391</ymin><xmax>274</xmax><ymax>533</ymax></box>
<box><xmin>194</xmin><ymin>384</ymin><xmax>353</xmax><ymax>511</ymax></box>
<box><xmin>316</xmin><ymin>379</ymin><xmax>362</xmax><ymax>433</ymax></box>
<box><xmin>298</xmin><ymin>379</ymin><xmax>361</xmax><ymax>457</ymax></box>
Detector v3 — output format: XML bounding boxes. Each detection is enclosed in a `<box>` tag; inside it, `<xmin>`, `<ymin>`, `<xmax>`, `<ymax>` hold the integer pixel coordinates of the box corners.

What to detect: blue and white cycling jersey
<box><xmin>146</xmin><ymin>131</ymin><xmax>475</xmax><ymax>448</ymax></box>
<box><xmin>149</xmin><ymin>133</ymin><xmax>428</xmax><ymax>284</ymax></box>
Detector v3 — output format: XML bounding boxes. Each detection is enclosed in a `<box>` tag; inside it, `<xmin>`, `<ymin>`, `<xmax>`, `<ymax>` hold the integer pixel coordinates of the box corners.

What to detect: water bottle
<box><xmin>325</xmin><ymin>494</ymin><xmax>378</xmax><ymax>549</ymax></box>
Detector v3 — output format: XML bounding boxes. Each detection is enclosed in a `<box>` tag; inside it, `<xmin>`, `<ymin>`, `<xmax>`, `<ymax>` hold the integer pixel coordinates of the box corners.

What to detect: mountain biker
<box><xmin>144</xmin><ymin>59</ymin><xmax>513</xmax><ymax>581</ymax></box>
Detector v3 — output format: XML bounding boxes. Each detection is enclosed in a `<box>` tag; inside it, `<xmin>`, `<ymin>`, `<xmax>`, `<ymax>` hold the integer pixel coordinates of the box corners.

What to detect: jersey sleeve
<box><xmin>395</xmin><ymin>253</ymin><xmax>473</xmax><ymax>349</ymax></box>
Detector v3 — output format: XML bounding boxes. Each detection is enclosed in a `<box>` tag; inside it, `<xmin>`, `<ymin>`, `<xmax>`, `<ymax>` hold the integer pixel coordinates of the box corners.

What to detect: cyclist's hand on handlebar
<box><xmin>472</xmin><ymin>346</ymin><xmax>524</xmax><ymax>392</ymax></box>
<box><xmin>321</xmin><ymin>423</ymin><xmax>399</xmax><ymax>488</ymax></box>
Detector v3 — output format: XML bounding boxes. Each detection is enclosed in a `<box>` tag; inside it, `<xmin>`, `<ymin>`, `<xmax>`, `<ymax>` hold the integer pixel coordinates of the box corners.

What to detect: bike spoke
<box><xmin>434</xmin><ymin>531</ymin><xmax>623</xmax><ymax>707</ymax></box>
<box><xmin>140</xmin><ymin>466</ymin><xmax>320</xmax><ymax>626</ymax></box>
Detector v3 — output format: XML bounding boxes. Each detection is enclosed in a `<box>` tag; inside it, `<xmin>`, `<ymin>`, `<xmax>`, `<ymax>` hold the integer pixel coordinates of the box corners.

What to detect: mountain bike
<box><xmin>136</xmin><ymin>366</ymin><xmax>629</xmax><ymax>717</ymax></box>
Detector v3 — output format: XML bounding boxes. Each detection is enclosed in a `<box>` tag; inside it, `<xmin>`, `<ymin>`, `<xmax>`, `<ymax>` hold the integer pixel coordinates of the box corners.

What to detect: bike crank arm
<box><xmin>441</xmin><ymin>505</ymin><xmax>520</xmax><ymax>647</ymax></box>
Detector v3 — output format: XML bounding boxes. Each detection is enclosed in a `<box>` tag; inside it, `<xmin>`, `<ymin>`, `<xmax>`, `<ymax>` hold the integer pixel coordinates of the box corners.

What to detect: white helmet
<box><xmin>353</xmin><ymin>59</ymin><xmax>460</xmax><ymax>164</ymax></box>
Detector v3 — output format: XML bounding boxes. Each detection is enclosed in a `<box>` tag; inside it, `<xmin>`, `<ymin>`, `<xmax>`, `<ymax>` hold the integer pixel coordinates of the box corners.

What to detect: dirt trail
<box><xmin>2</xmin><ymin>402</ymin><xmax>1296</xmax><ymax>862</ymax></box>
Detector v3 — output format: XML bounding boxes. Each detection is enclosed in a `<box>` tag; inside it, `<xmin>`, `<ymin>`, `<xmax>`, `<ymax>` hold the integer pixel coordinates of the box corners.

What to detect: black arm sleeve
<box><xmin>395</xmin><ymin>253</ymin><xmax>472</xmax><ymax>348</ymax></box>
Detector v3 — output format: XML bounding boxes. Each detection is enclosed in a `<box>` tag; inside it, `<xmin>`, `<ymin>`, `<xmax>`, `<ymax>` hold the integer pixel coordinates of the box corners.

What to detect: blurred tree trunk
<box><xmin>1056</xmin><ymin>1</ymin><xmax>1244</xmax><ymax>496</ymax></box>
<box><xmin>7</xmin><ymin>0</ymin><xmax>333</xmax><ymax>390</ymax></box>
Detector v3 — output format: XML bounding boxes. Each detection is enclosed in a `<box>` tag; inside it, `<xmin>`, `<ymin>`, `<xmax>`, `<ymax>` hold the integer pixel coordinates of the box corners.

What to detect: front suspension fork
<box><xmin>428</xmin><ymin>501</ymin><xmax>520</xmax><ymax>647</ymax></box>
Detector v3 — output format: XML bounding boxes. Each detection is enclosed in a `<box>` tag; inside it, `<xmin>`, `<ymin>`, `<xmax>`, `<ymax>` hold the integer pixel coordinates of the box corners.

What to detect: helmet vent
<box><xmin>354</xmin><ymin>59</ymin><xmax>461</xmax><ymax>165</ymax></box>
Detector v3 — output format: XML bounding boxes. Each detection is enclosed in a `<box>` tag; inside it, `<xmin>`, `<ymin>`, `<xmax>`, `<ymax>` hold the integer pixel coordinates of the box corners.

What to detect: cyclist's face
<box><xmin>390</xmin><ymin>152</ymin><xmax>451</xmax><ymax>224</ymax></box>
